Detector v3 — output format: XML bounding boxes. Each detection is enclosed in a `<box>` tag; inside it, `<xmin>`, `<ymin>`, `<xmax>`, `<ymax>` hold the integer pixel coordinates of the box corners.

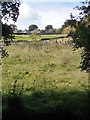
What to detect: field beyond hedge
<box><xmin>14</xmin><ymin>34</ymin><xmax>67</xmax><ymax>41</ymax></box>
<box><xmin>2</xmin><ymin>41</ymin><xmax>89</xmax><ymax>120</ymax></box>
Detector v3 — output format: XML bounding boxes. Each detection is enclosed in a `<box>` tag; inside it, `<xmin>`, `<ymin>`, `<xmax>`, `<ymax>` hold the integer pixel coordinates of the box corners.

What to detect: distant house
<box><xmin>30</xmin><ymin>28</ymin><xmax>40</xmax><ymax>34</ymax></box>
<box><xmin>13</xmin><ymin>29</ymin><xmax>40</xmax><ymax>35</ymax></box>
<box><xmin>13</xmin><ymin>29</ymin><xmax>27</xmax><ymax>34</ymax></box>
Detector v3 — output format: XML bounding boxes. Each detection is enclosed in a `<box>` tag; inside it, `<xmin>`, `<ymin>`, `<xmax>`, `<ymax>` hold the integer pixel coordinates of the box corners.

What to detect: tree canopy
<box><xmin>45</xmin><ymin>25</ymin><xmax>53</xmax><ymax>31</ymax></box>
<box><xmin>0</xmin><ymin>0</ymin><xmax>20</xmax><ymax>42</ymax></box>
<box><xmin>2</xmin><ymin>23</ymin><xmax>15</xmax><ymax>45</ymax></box>
<box><xmin>0</xmin><ymin>0</ymin><xmax>20</xmax><ymax>22</ymax></box>
<box><xmin>45</xmin><ymin>25</ymin><xmax>54</xmax><ymax>34</ymax></box>
<box><xmin>28</xmin><ymin>24</ymin><xmax>38</xmax><ymax>32</ymax></box>
<box><xmin>69</xmin><ymin>0</ymin><xmax>90</xmax><ymax>72</ymax></box>
<box><xmin>0</xmin><ymin>0</ymin><xmax>20</xmax><ymax>57</ymax></box>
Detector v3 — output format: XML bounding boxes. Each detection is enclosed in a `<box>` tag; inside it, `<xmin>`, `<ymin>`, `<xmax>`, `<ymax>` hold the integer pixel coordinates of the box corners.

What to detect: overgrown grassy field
<box><xmin>2</xmin><ymin>41</ymin><xmax>89</xmax><ymax>119</ymax></box>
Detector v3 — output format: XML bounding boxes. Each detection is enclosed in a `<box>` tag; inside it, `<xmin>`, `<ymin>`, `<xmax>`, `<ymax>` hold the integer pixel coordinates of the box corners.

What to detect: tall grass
<box><xmin>2</xmin><ymin>41</ymin><xmax>87</xmax><ymax>93</ymax></box>
<box><xmin>2</xmin><ymin>41</ymin><xmax>89</xmax><ymax>120</ymax></box>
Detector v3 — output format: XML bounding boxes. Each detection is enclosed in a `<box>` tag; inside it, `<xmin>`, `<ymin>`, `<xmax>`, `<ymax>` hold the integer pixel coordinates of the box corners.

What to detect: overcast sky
<box><xmin>6</xmin><ymin>0</ymin><xmax>84</xmax><ymax>30</ymax></box>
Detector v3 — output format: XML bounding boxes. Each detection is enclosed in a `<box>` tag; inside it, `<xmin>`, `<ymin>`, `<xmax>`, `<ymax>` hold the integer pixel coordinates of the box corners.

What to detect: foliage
<box><xmin>28</xmin><ymin>24</ymin><xmax>38</xmax><ymax>32</ymax></box>
<box><xmin>61</xmin><ymin>19</ymin><xmax>76</xmax><ymax>30</ymax></box>
<box><xmin>69</xmin><ymin>0</ymin><xmax>90</xmax><ymax>72</ymax></box>
<box><xmin>0</xmin><ymin>0</ymin><xmax>20</xmax><ymax>22</ymax></box>
<box><xmin>45</xmin><ymin>25</ymin><xmax>53</xmax><ymax>31</ymax></box>
<box><xmin>1</xmin><ymin>47</ymin><xmax>9</xmax><ymax>58</ymax></box>
<box><xmin>0</xmin><ymin>0</ymin><xmax>20</xmax><ymax>57</ymax></box>
<box><xmin>2</xmin><ymin>23</ymin><xmax>15</xmax><ymax>45</ymax></box>
<box><xmin>48</xmin><ymin>28</ymin><xmax>55</xmax><ymax>34</ymax></box>
<box><xmin>40</xmin><ymin>29</ymin><xmax>45</xmax><ymax>34</ymax></box>
<box><xmin>45</xmin><ymin>25</ymin><xmax>54</xmax><ymax>34</ymax></box>
<box><xmin>55</xmin><ymin>28</ymin><xmax>62</xmax><ymax>34</ymax></box>
<box><xmin>61</xmin><ymin>19</ymin><xmax>76</xmax><ymax>34</ymax></box>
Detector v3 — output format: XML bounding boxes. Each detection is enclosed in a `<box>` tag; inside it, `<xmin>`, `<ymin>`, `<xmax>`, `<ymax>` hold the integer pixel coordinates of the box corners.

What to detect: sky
<box><xmin>5</xmin><ymin>0</ymin><xmax>84</xmax><ymax>30</ymax></box>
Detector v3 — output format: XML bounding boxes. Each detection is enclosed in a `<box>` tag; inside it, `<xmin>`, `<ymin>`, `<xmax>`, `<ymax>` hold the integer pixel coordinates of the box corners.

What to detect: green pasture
<box><xmin>14</xmin><ymin>34</ymin><xmax>67</xmax><ymax>41</ymax></box>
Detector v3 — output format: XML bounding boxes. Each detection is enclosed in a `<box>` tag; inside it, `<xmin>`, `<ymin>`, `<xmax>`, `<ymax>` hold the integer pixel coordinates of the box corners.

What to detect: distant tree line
<box><xmin>11</xmin><ymin>24</ymin><xmax>63</xmax><ymax>35</ymax></box>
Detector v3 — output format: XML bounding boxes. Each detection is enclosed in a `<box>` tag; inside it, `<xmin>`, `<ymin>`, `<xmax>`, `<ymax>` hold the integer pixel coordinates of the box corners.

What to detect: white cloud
<box><xmin>38</xmin><ymin>7</ymin><xmax>79</xmax><ymax>29</ymax></box>
<box><xmin>39</xmin><ymin>9</ymin><xmax>68</xmax><ymax>29</ymax></box>
<box><xmin>14</xmin><ymin>2</ymin><xmax>80</xmax><ymax>30</ymax></box>
<box><xmin>15</xmin><ymin>3</ymin><xmax>41</xmax><ymax>30</ymax></box>
<box><xmin>19</xmin><ymin>3</ymin><xmax>39</xmax><ymax>21</ymax></box>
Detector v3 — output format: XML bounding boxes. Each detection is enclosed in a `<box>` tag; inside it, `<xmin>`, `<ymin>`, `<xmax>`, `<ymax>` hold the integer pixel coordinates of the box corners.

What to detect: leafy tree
<box><xmin>49</xmin><ymin>28</ymin><xmax>55</xmax><ymax>34</ymax></box>
<box><xmin>45</xmin><ymin>25</ymin><xmax>53</xmax><ymax>30</ymax></box>
<box><xmin>45</xmin><ymin>25</ymin><xmax>54</xmax><ymax>34</ymax></box>
<box><xmin>28</xmin><ymin>24</ymin><xmax>38</xmax><ymax>32</ymax></box>
<box><xmin>69</xmin><ymin>1</ymin><xmax>90</xmax><ymax>85</ymax></box>
<box><xmin>0</xmin><ymin>0</ymin><xmax>20</xmax><ymax>57</ymax></box>
<box><xmin>0</xmin><ymin>0</ymin><xmax>20</xmax><ymax>37</ymax></box>
<box><xmin>61</xmin><ymin>19</ymin><xmax>76</xmax><ymax>34</ymax></box>
<box><xmin>40</xmin><ymin>29</ymin><xmax>45</xmax><ymax>35</ymax></box>
<box><xmin>2</xmin><ymin>23</ymin><xmax>15</xmax><ymax>46</ymax></box>
<box><xmin>55</xmin><ymin>28</ymin><xmax>62</xmax><ymax>34</ymax></box>
<box><xmin>0</xmin><ymin>0</ymin><xmax>20</xmax><ymax>22</ymax></box>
